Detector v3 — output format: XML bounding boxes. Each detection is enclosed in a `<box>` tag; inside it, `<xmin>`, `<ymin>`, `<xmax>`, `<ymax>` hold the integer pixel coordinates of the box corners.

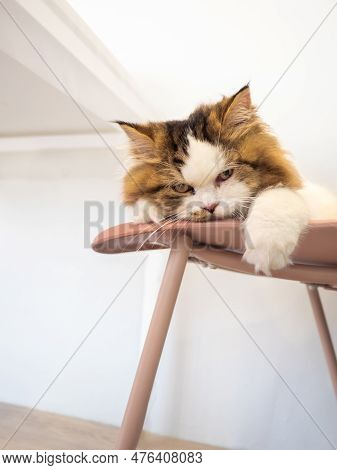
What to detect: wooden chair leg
<box><xmin>306</xmin><ymin>284</ymin><xmax>337</xmax><ymax>398</ymax></box>
<box><xmin>116</xmin><ymin>235</ymin><xmax>191</xmax><ymax>450</ymax></box>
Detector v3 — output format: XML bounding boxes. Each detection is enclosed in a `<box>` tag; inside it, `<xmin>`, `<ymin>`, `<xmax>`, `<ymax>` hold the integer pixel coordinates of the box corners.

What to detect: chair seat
<box><xmin>92</xmin><ymin>219</ymin><xmax>337</xmax><ymax>265</ymax></box>
<box><xmin>92</xmin><ymin>219</ymin><xmax>337</xmax><ymax>286</ymax></box>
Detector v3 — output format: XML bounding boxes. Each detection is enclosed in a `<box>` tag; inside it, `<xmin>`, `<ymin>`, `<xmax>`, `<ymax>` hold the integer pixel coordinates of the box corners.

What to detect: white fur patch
<box><xmin>177</xmin><ymin>135</ymin><xmax>251</xmax><ymax>219</ymax></box>
<box><xmin>182</xmin><ymin>135</ymin><xmax>223</xmax><ymax>186</ymax></box>
<box><xmin>296</xmin><ymin>181</ymin><xmax>337</xmax><ymax>219</ymax></box>
<box><xmin>131</xmin><ymin>198</ymin><xmax>161</xmax><ymax>223</ymax></box>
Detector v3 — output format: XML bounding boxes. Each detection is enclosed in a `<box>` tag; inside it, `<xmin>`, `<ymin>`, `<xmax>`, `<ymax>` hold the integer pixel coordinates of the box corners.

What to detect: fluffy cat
<box><xmin>117</xmin><ymin>85</ymin><xmax>337</xmax><ymax>275</ymax></box>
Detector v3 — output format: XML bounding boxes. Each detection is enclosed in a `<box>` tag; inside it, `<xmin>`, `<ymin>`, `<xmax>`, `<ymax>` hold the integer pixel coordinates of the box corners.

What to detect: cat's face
<box><xmin>119</xmin><ymin>86</ymin><xmax>300</xmax><ymax>222</ymax></box>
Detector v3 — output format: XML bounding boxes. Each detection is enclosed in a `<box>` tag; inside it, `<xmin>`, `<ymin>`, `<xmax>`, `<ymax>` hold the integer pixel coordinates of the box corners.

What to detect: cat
<box><xmin>117</xmin><ymin>85</ymin><xmax>337</xmax><ymax>275</ymax></box>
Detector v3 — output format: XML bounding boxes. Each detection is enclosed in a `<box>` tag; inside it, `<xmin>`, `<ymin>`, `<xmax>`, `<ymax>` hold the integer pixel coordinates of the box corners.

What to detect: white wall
<box><xmin>1</xmin><ymin>0</ymin><xmax>336</xmax><ymax>450</ymax></box>
<box><xmin>0</xmin><ymin>149</ymin><xmax>148</xmax><ymax>427</ymax></box>
<box><xmin>68</xmin><ymin>0</ymin><xmax>337</xmax><ymax>449</ymax></box>
<box><xmin>69</xmin><ymin>0</ymin><xmax>337</xmax><ymax>188</ymax></box>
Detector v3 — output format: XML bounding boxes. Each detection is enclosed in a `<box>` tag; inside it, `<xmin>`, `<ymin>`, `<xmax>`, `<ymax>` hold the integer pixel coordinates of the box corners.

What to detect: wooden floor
<box><xmin>0</xmin><ymin>403</ymin><xmax>221</xmax><ymax>450</ymax></box>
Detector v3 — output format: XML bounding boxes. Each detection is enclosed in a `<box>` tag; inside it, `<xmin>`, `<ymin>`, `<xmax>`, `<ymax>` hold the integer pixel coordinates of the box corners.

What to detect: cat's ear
<box><xmin>115</xmin><ymin>121</ymin><xmax>155</xmax><ymax>160</ymax></box>
<box><xmin>220</xmin><ymin>84</ymin><xmax>253</xmax><ymax>127</ymax></box>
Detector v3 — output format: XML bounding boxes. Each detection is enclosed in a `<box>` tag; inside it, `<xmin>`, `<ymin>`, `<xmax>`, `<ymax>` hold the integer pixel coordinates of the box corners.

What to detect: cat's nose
<box><xmin>203</xmin><ymin>202</ymin><xmax>219</xmax><ymax>213</ymax></box>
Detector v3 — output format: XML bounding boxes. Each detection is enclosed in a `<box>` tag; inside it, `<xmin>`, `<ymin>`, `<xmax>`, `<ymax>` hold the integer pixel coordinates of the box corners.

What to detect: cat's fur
<box><xmin>117</xmin><ymin>85</ymin><xmax>337</xmax><ymax>275</ymax></box>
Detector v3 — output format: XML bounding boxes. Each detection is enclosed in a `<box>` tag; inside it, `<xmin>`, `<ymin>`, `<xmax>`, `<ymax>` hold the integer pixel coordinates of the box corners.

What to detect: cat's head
<box><xmin>118</xmin><ymin>85</ymin><xmax>301</xmax><ymax>222</ymax></box>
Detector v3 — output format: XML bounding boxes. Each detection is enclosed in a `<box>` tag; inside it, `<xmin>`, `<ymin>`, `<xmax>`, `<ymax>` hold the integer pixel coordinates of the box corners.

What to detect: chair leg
<box><xmin>116</xmin><ymin>235</ymin><xmax>191</xmax><ymax>450</ymax></box>
<box><xmin>306</xmin><ymin>284</ymin><xmax>337</xmax><ymax>398</ymax></box>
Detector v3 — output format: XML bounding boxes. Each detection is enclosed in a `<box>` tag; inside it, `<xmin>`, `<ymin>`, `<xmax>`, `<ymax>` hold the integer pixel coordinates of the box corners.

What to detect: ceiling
<box><xmin>0</xmin><ymin>0</ymin><xmax>151</xmax><ymax>139</ymax></box>
<box><xmin>0</xmin><ymin>51</ymin><xmax>111</xmax><ymax>137</ymax></box>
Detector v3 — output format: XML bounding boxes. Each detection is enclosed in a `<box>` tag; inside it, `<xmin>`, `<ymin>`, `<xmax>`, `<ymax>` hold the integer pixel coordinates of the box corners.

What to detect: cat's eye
<box><xmin>172</xmin><ymin>183</ymin><xmax>193</xmax><ymax>193</ymax></box>
<box><xmin>216</xmin><ymin>169</ymin><xmax>233</xmax><ymax>184</ymax></box>
<box><xmin>173</xmin><ymin>157</ymin><xmax>184</xmax><ymax>166</ymax></box>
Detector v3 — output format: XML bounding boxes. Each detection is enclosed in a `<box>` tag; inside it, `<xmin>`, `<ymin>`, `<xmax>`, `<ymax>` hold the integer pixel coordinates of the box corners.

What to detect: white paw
<box><xmin>243</xmin><ymin>242</ymin><xmax>294</xmax><ymax>276</ymax></box>
<box><xmin>241</xmin><ymin>186</ymin><xmax>309</xmax><ymax>275</ymax></box>
<box><xmin>130</xmin><ymin>199</ymin><xmax>161</xmax><ymax>224</ymax></box>
<box><xmin>189</xmin><ymin>257</ymin><xmax>218</xmax><ymax>269</ymax></box>
<box><xmin>131</xmin><ymin>213</ymin><xmax>150</xmax><ymax>224</ymax></box>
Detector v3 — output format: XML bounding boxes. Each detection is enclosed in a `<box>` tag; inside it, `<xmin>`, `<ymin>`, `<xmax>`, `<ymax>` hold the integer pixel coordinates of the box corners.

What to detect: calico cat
<box><xmin>117</xmin><ymin>85</ymin><xmax>337</xmax><ymax>275</ymax></box>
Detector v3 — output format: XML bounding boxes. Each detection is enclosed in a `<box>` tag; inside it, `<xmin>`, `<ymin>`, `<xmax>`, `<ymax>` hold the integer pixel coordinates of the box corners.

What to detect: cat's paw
<box><xmin>242</xmin><ymin>187</ymin><xmax>309</xmax><ymax>275</ymax></box>
<box><xmin>242</xmin><ymin>241</ymin><xmax>294</xmax><ymax>276</ymax></box>
<box><xmin>131</xmin><ymin>213</ymin><xmax>150</xmax><ymax>224</ymax></box>
<box><xmin>130</xmin><ymin>199</ymin><xmax>161</xmax><ymax>224</ymax></box>
<box><xmin>189</xmin><ymin>257</ymin><xmax>218</xmax><ymax>269</ymax></box>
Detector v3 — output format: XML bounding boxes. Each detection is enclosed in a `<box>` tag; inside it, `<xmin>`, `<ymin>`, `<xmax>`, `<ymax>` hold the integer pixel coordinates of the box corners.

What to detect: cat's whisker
<box><xmin>135</xmin><ymin>208</ymin><xmax>189</xmax><ymax>252</ymax></box>
<box><xmin>149</xmin><ymin>214</ymin><xmax>187</xmax><ymax>247</ymax></box>
<box><xmin>154</xmin><ymin>220</ymin><xmax>180</xmax><ymax>246</ymax></box>
<box><xmin>135</xmin><ymin>217</ymin><xmax>177</xmax><ymax>252</ymax></box>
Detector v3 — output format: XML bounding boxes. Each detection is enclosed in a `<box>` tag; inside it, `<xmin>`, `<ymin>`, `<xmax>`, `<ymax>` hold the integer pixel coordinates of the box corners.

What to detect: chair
<box><xmin>92</xmin><ymin>219</ymin><xmax>337</xmax><ymax>449</ymax></box>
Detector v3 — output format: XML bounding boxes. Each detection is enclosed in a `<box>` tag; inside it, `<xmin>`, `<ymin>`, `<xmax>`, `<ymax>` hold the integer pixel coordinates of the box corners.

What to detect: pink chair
<box><xmin>92</xmin><ymin>219</ymin><xmax>337</xmax><ymax>449</ymax></box>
